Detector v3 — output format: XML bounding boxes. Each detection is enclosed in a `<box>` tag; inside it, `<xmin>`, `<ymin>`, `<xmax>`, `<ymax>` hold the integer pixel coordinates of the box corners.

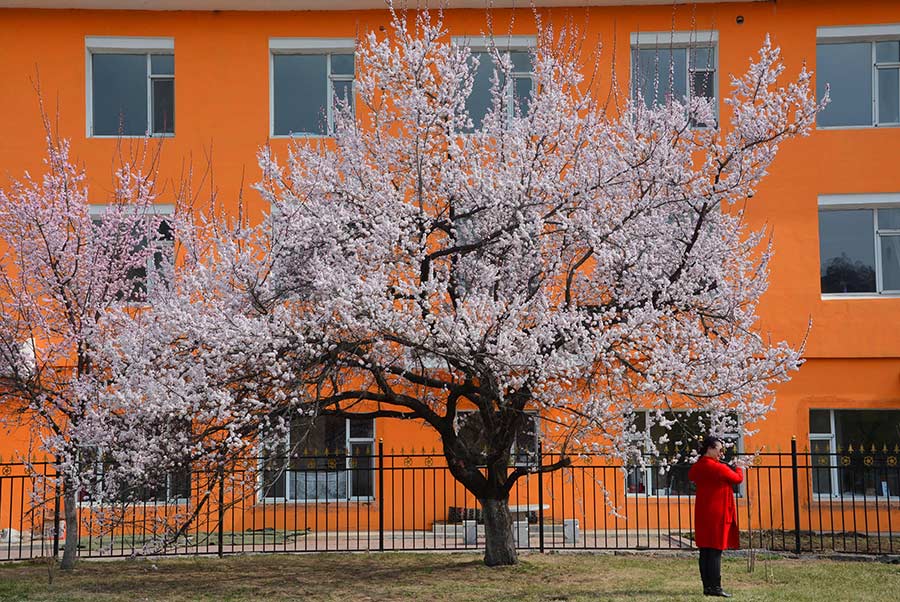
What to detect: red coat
<box><xmin>688</xmin><ymin>456</ymin><xmax>743</xmax><ymax>550</ymax></box>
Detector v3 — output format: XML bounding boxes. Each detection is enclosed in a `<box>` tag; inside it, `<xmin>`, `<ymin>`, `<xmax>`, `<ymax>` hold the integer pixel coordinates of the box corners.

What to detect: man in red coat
<box><xmin>688</xmin><ymin>436</ymin><xmax>744</xmax><ymax>598</ymax></box>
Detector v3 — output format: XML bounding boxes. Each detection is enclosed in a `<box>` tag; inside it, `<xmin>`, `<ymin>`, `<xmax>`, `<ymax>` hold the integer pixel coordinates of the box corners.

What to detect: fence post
<box><xmin>378</xmin><ymin>439</ymin><xmax>385</xmax><ymax>552</ymax></box>
<box><xmin>52</xmin><ymin>482</ymin><xmax>61</xmax><ymax>559</ymax></box>
<box><xmin>790</xmin><ymin>437</ymin><xmax>802</xmax><ymax>555</ymax></box>
<box><xmin>217</xmin><ymin>464</ymin><xmax>225</xmax><ymax>558</ymax></box>
<box><xmin>537</xmin><ymin>439</ymin><xmax>545</xmax><ymax>554</ymax></box>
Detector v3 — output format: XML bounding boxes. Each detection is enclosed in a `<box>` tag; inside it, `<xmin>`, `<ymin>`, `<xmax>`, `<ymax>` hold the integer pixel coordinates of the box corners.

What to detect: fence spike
<box><xmin>895</xmin><ymin>444</ymin><xmax>900</xmax><ymax>453</ymax></box>
<box><xmin>883</xmin><ymin>444</ymin><xmax>889</xmax><ymax>453</ymax></box>
<box><xmin>848</xmin><ymin>444</ymin><xmax>854</xmax><ymax>453</ymax></box>
<box><xmin>870</xmin><ymin>444</ymin><xmax>876</xmax><ymax>453</ymax></box>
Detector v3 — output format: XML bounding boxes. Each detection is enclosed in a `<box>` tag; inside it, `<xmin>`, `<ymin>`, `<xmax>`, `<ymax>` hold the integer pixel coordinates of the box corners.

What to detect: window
<box><xmin>78</xmin><ymin>447</ymin><xmax>190</xmax><ymax>505</ymax></box>
<box><xmin>630</xmin><ymin>31</ymin><xmax>717</xmax><ymax>122</ymax></box>
<box><xmin>270</xmin><ymin>38</ymin><xmax>355</xmax><ymax>136</ymax></box>
<box><xmin>86</xmin><ymin>37</ymin><xmax>175</xmax><ymax>136</ymax></box>
<box><xmin>818</xmin><ymin>195</ymin><xmax>900</xmax><ymax>295</ymax></box>
<box><xmin>90</xmin><ymin>205</ymin><xmax>175</xmax><ymax>302</ymax></box>
<box><xmin>626</xmin><ymin>410</ymin><xmax>739</xmax><ymax>497</ymax></box>
<box><xmin>816</xmin><ymin>25</ymin><xmax>900</xmax><ymax>127</ymax></box>
<box><xmin>809</xmin><ymin>409</ymin><xmax>900</xmax><ymax>498</ymax></box>
<box><xmin>452</xmin><ymin>36</ymin><xmax>535</xmax><ymax>131</ymax></box>
<box><xmin>261</xmin><ymin>414</ymin><xmax>375</xmax><ymax>501</ymax></box>
<box><xmin>454</xmin><ymin>410</ymin><xmax>539</xmax><ymax>467</ymax></box>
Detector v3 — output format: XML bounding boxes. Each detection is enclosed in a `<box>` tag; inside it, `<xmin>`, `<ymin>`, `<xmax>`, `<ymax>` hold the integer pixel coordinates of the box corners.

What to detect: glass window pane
<box><xmin>150</xmin><ymin>54</ymin><xmax>174</xmax><ymax>75</ymax></box>
<box><xmin>350</xmin><ymin>443</ymin><xmax>374</xmax><ymax>497</ymax></box>
<box><xmin>878</xmin><ymin>208</ymin><xmax>900</xmax><ymax>230</ymax></box>
<box><xmin>819</xmin><ymin>209</ymin><xmax>876</xmax><ymax>293</ymax></box>
<box><xmin>880</xmin><ymin>235</ymin><xmax>900</xmax><ymax>290</ymax></box>
<box><xmin>633</xmin><ymin>47</ymin><xmax>688</xmax><ymax>108</ymax></box>
<box><xmin>92</xmin><ymin>53</ymin><xmax>148</xmax><ymax>136</ymax></box>
<box><xmin>690</xmin><ymin>47</ymin><xmax>714</xmax><ymax>69</ymax></box>
<box><xmin>509</xmin><ymin>51</ymin><xmax>532</xmax><ymax>73</ymax></box>
<box><xmin>273</xmin><ymin>54</ymin><xmax>328</xmax><ymax>135</ymax></box>
<box><xmin>810</xmin><ymin>439</ymin><xmax>833</xmax><ymax>495</ymax></box>
<box><xmin>876</xmin><ymin>41</ymin><xmax>900</xmax><ymax>63</ymax></box>
<box><xmin>834</xmin><ymin>410</ymin><xmax>900</xmax><ymax>450</ymax></box>
<box><xmin>332</xmin><ymin>79</ymin><xmax>354</xmax><ymax>116</ymax></box>
<box><xmin>466</xmin><ymin>52</ymin><xmax>494</xmax><ymax>131</ymax></box>
<box><xmin>513</xmin><ymin>76</ymin><xmax>532</xmax><ymax>114</ymax></box>
<box><xmin>816</xmin><ymin>43</ymin><xmax>873</xmax><ymax>127</ymax></box>
<box><xmin>330</xmin><ymin>53</ymin><xmax>354</xmax><ymax>76</ymax></box>
<box><xmin>349</xmin><ymin>418</ymin><xmax>373</xmax><ymax>439</ymax></box>
<box><xmin>877</xmin><ymin>68</ymin><xmax>900</xmax><ymax>124</ymax></box>
<box><xmin>691</xmin><ymin>70</ymin><xmax>714</xmax><ymax>100</ymax></box>
<box><xmin>152</xmin><ymin>79</ymin><xmax>175</xmax><ymax>134</ymax></box>
<box><xmin>810</xmin><ymin>409</ymin><xmax>832</xmax><ymax>434</ymax></box>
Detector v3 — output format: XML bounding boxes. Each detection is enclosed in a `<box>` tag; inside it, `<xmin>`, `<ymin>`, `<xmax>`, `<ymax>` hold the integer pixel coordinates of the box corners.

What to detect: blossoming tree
<box><xmin>88</xmin><ymin>9</ymin><xmax>820</xmax><ymax>567</ymax></box>
<box><xmin>0</xmin><ymin>124</ymin><xmax>163</xmax><ymax>569</ymax></box>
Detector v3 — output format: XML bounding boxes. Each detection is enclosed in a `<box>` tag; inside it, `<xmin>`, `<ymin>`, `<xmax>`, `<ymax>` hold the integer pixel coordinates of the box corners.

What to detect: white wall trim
<box><xmin>817</xmin><ymin>23</ymin><xmax>900</xmax><ymax>42</ymax></box>
<box><xmin>818</xmin><ymin>193</ymin><xmax>900</xmax><ymax>208</ymax></box>
<box><xmin>451</xmin><ymin>35</ymin><xmax>536</xmax><ymax>50</ymax></box>
<box><xmin>630</xmin><ymin>30</ymin><xmax>718</xmax><ymax>47</ymax></box>
<box><xmin>85</xmin><ymin>36</ymin><xmax>175</xmax><ymax>51</ymax></box>
<box><xmin>269</xmin><ymin>37</ymin><xmax>356</xmax><ymax>53</ymax></box>
<box><xmin>89</xmin><ymin>203</ymin><xmax>175</xmax><ymax>215</ymax></box>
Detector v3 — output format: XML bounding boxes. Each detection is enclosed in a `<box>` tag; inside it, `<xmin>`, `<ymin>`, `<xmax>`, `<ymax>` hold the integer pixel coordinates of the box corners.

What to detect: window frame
<box><xmin>816</xmin><ymin>24</ymin><xmax>900</xmax><ymax>130</ymax></box>
<box><xmin>269</xmin><ymin>37</ymin><xmax>356</xmax><ymax>139</ymax></box>
<box><xmin>818</xmin><ymin>193</ymin><xmax>900</xmax><ymax>298</ymax></box>
<box><xmin>76</xmin><ymin>447</ymin><xmax>191</xmax><ymax>507</ymax></box>
<box><xmin>259</xmin><ymin>415</ymin><xmax>376</xmax><ymax>504</ymax></box>
<box><xmin>85</xmin><ymin>36</ymin><xmax>175</xmax><ymax>138</ymax></box>
<box><xmin>629</xmin><ymin>30</ymin><xmax>719</xmax><ymax>125</ymax></box>
<box><xmin>625</xmin><ymin>409</ymin><xmax>742</xmax><ymax>499</ymax></box>
<box><xmin>88</xmin><ymin>203</ymin><xmax>175</xmax><ymax>302</ymax></box>
<box><xmin>453</xmin><ymin>408</ymin><xmax>540</xmax><ymax>468</ymax></box>
<box><xmin>451</xmin><ymin>35</ymin><xmax>536</xmax><ymax>127</ymax></box>
<box><xmin>808</xmin><ymin>408</ymin><xmax>900</xmax><ymax>501</ymax></box>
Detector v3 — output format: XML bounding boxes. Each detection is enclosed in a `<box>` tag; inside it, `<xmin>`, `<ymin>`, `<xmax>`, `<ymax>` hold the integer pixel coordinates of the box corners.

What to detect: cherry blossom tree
<box><xmin>0</xmin><ymin>121</ymin><xmax>164</xmax><ymax>569</ymax></box>
<box><xmin>252</xmin><ymin>10</ymin><xmax>820</xmax><ymax>565</ymax></box>
<box><xmin>84</xmin><ymin>8</ymin><xmax>822</xmax><ymax>567</ymax></box>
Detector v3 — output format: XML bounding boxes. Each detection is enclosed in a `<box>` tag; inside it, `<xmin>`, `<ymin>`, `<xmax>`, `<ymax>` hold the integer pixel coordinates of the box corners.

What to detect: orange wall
<box><xmin>0</xmin><ymin>0</ymin><xmax>899</xmax><ymax>461</ymax></box>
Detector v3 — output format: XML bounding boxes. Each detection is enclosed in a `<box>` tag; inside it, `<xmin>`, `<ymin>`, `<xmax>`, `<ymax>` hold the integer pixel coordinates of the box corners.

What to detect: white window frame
<box><xmin>816</xmin><ymin>24</ymin><xmax>900</xmax><ymax>129</ymax></box>
<box><xmin>809</xmin><ymin>409</ymin><xmax>900</xmax><ymax>501</ymax></box>
<box><xmin>818</xmin><ymin>193</ymin><xmax>900</xmax><ymax>298</ymax></box>
<box><xmin>269</xmin><ymin>38</ymin><xmax>356</xmax><ymax>138</ymax></box>
<box><xmin>629</xmin><ymin>30</ymin><xmax>719</xmax><ymax>124</ymax></box>
<box><xmin>88</xmin><ymin>203</ymin><xmax>175</xmax><ymax>300</ymax></box>
<box><xmin>451</xmin><ymin>35</ymin><xmax>536</xmax><ymax>124</ymax></box>
<box><xmin>259</xmin><ymin>416</ymin><xmax>376</xmax><ymax>503</ymax></box>
<box><xmin>454</xmin><ymin>408</ymin><xmax>540</xmax><ymax>468</ymax></box>
<box><xmin>76</xmin><ymin>448</ymin><xmax>190</xmax><ymax>507</ymax></box>
<box><xmin>85</xmin><ymin>36</ymin><xmax>175</xmax><ymax>138</ymax></box>
<box><xmin>625</xmin><ymin>409</ymin><xmax>741</xmax><ymax>499</ymax></box>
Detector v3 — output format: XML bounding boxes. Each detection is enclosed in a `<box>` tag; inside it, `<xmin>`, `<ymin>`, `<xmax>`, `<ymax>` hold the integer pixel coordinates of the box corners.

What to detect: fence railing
<box><xmin>1</xmin><ymin>439</ymin><xmax>898</xmax><ymax>561</ymax></box>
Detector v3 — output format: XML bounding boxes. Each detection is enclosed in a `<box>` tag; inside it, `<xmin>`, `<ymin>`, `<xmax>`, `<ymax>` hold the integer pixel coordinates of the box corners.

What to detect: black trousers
<box><xmin>698</xmin><ymin>547</ymin><xmax>723</xmax><ymax>590</ymax></box>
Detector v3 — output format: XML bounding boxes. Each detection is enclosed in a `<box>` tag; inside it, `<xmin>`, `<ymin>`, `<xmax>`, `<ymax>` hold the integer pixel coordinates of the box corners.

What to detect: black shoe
<box><xmin>708</xmin><ymin>587</ymin><xmax>732</xmax><ymax>598</ymax></box>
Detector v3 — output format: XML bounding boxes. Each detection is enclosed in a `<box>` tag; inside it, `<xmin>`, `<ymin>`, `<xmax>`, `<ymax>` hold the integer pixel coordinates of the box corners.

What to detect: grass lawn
<box><xmin>0</xmin><ymin>552</ymin><xmax>898</xmax><ymax>602</ymax></box>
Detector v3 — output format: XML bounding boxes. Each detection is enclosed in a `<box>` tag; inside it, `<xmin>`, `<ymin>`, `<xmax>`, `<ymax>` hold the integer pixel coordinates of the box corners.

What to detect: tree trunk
<box><xmin>480</xmin><ymin>497</ymin><xmax>517</xmax><ymax>566</ymax></box>
<box><xmin>60</xmin><ymin>483</ymin><xmax>79</xmax><ymax>570</ymax></box>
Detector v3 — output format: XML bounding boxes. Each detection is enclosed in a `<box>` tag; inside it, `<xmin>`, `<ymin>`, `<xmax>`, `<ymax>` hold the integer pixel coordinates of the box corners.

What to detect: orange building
<box><xmin>0</xmin><ymin>0</ymin><xmax>899</xmax><ymax>556</ymax></box>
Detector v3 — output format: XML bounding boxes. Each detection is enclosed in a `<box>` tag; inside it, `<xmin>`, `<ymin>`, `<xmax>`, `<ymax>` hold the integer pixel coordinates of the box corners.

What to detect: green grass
<box><xmin>0</xmin><ymin>552</ymin><xmax>898</xmax><ymax>601</ymax></box>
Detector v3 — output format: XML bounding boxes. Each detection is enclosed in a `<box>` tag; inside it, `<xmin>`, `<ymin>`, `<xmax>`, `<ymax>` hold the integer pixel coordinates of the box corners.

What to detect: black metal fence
<box><xmin>1</xmin><ymin>439</ymin><xmax>898</xmax><ymax>561</ymax></box>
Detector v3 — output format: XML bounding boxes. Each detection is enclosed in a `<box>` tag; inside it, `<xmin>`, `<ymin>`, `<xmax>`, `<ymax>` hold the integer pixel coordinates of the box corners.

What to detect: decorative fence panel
<box><xmin>1</xmin><ymin>439</ymin><xmax>898</xmax><ymax>561</ymax></box>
